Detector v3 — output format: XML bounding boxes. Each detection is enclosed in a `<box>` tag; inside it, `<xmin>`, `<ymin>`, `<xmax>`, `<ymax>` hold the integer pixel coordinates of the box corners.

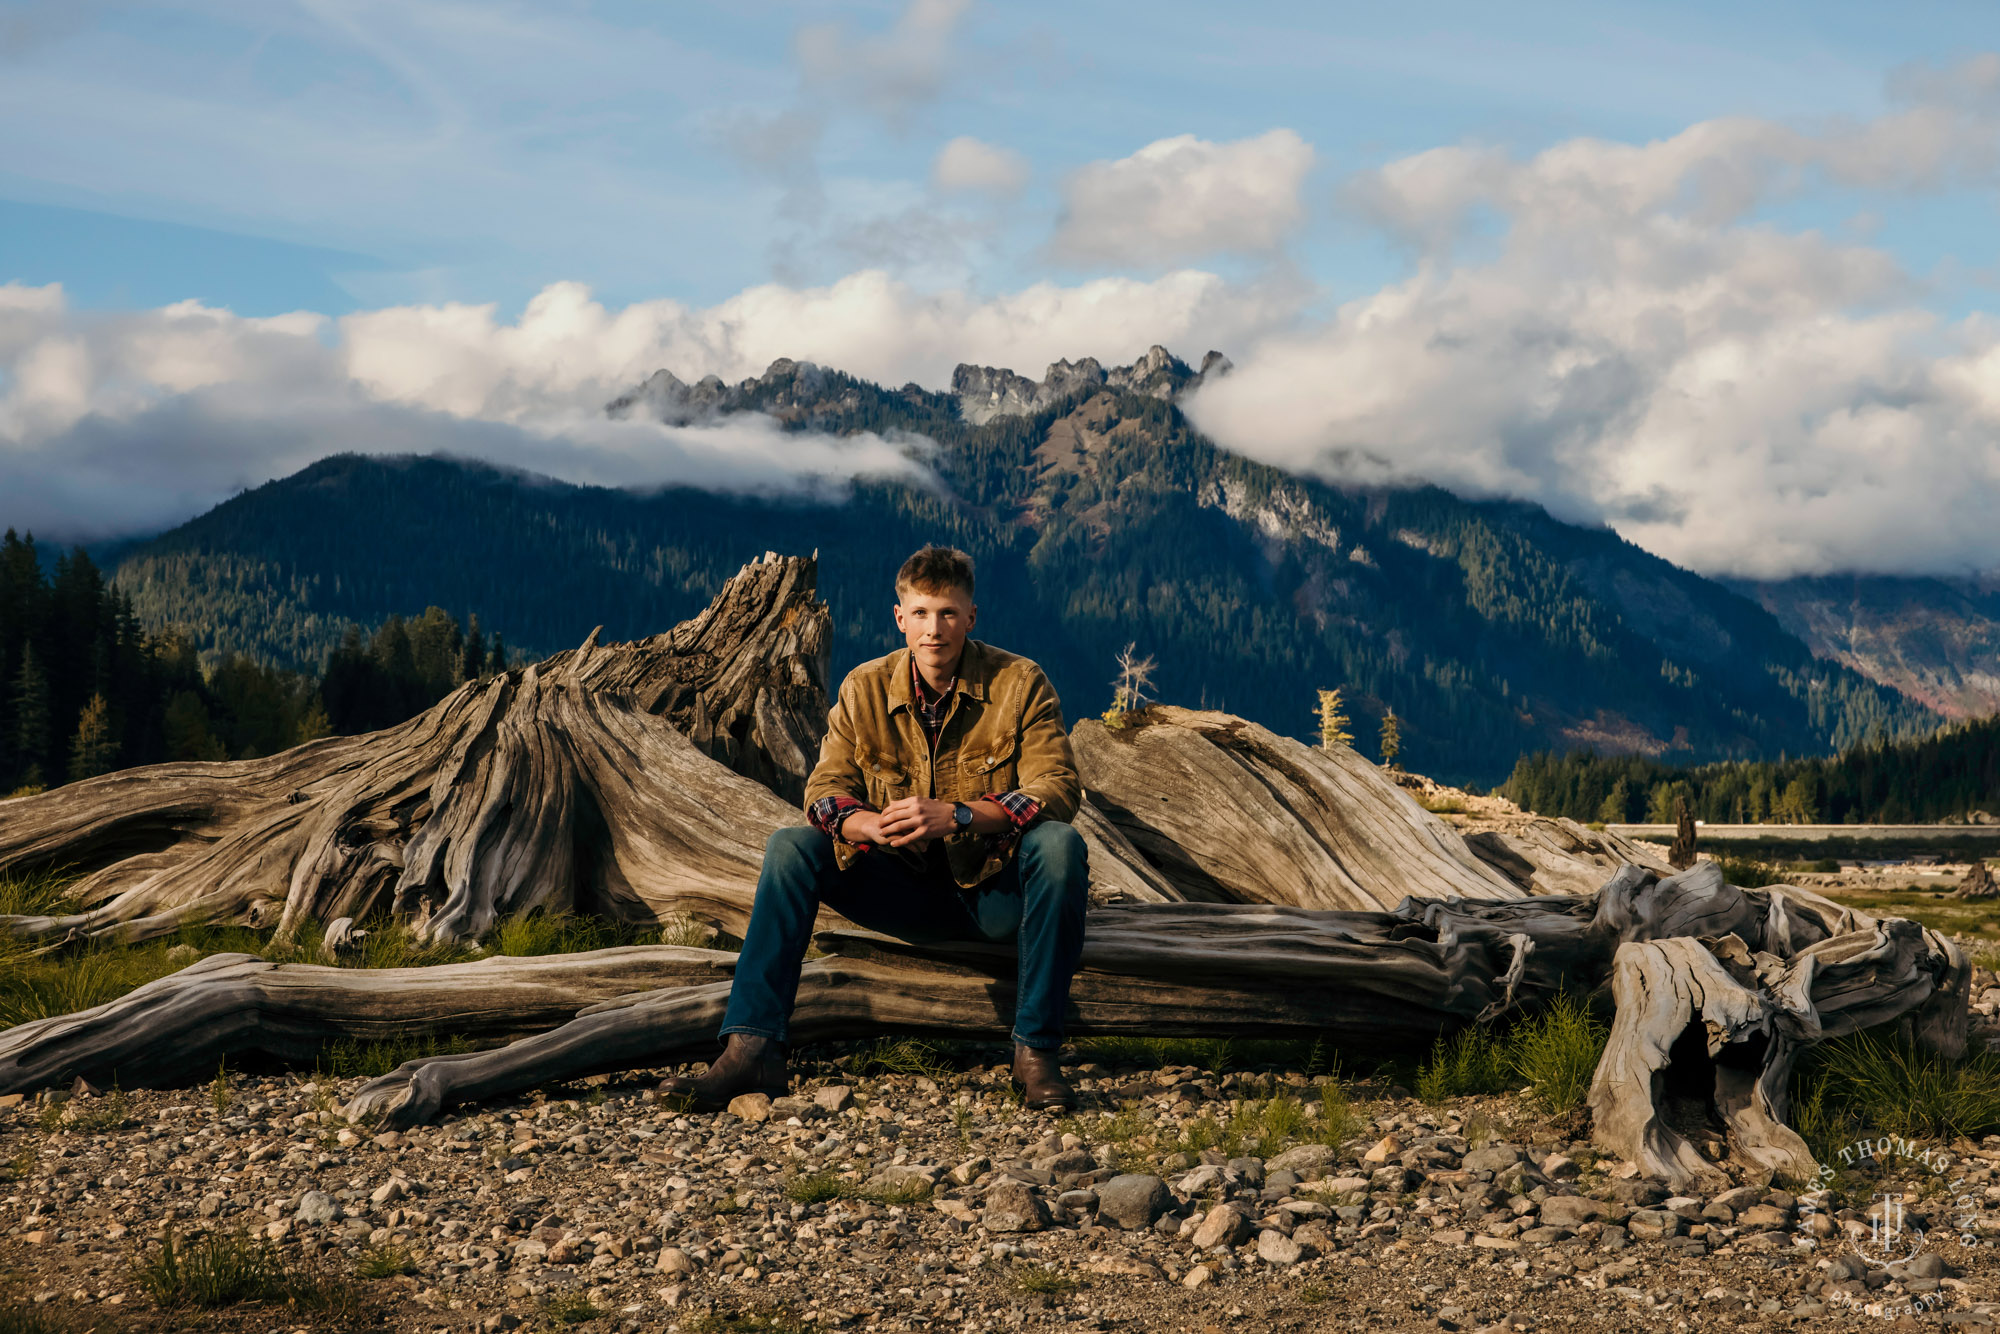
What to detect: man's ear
<box><xmin>892</xmin><ymin>601</ymin><xmax>907</xmax><ymax>634</ymax></box>
<box><xmin>968</xmin><ymin>603</ymin><xmax>977</xmax><ymax>630</ymax></box>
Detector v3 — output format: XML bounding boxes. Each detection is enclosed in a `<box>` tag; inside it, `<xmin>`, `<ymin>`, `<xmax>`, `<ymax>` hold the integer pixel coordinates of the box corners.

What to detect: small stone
<box><xmin>656</xmin><ymin>1247</ymin><xmax>695</xmax><ymax>1275</ymax></box>
<box><xmin>0</xmin><ymin>1093</ymin><xmax>23</xmax><ymax>1110</ymax></box>
<box><xmin>1473</xmin><ymin>1234</ymin><xmax>1521</xmax><ymax>1250</ymax></box>
<box><xmin>1627</xmin><ymin>1209</ymin><xmax>1682</xmax><ymax>1240</ymax></box>
<box><xmin>1520</xmin><ymin>1226</ymin><xmax>1573</xmax><ymax>1245</ymax></box>
<box><xmin>1905</xmin><ymin>1252</ymin><xmax>1946</xmax><ymax>1279</ymax></box>
<box><xmin>1738</xmin><ymin>1204</ymin><xmax>1788</xmax><ymax>1227</ymax></box>
<box><xmin>1224</xmin><ymin>1156</ymin><xmax>1265</xmax><ymax>1185</ymax></box>
<box><xmin>1539</xmin><ymin>1154</ymin><xmax>1579</xmax><ymax>1179</ymax></box>
<box><xmin>372</xmin><ymin>1131</ymin><xmax>405</xmax><ymax>1149</ymax></box>
<box><xmin>1056</xmin><ymin>1189</ymin><xmax>1098</xmax><ymax>1212</ymax></box>
<box><xmin>294</xmin><ymin>1190</ymin><xmax>338</xmax><ymax>1224</ymax></box>
<box><xmin>335</xmin><ymin>1128</ymin><xmax>362</xmax><ymax>1148</ymax></box>
<box><xmin>1266</xmin><ymin>1144</ymin><xmax>1337</xmax><ymax>1174</ymax></box>
<box><xmin>1193</xmin><ymin>1204</ymin><xmax>1252</xmax><ymax>1250</ymax></box>
<box><xmin>1362</xmin><ymin>1135</ymin><xmax>1401</xmax><ymax>1166</ymax></box>
<box><xmin>814</xmin><ymin>1085</ymin><xmax>854</xmax><ymax>1114</ymax></box>
<box><xmin>371</xmin><ymin>1179</ymin><xmax>407</xmax><ymax>1205</ymax></box>
<box><xmin>1256</xmin><ymin>1230</ymin><xmax>1304</xmax><ymax>1265</ymax></box>
<box><xmin>1431</xmin><ymin>1229</ymin><xmax>1472</xmax><ymax>1245</ymax></box>
<box><xmin>1097</xmin><ymin>1174</ymin><xmax>1172</xmax><ymax>1230</ymax></box>
<box><xmin>727</xmin><ymin>1093</ymin><xmax>772</xmax><ymax>1122</ymax></box>
<box><xmin>1183</xmin><ymin>1264</ymin><xmax>1215</xmax><ymax>1289</ymax></box>
<box><xmin>983</xmin><ymin>1180</ymin><xmax>1051</xmax><ymax>1233</ymax></box>
<box><xmin>1538</xmin><ymin>1195</ymin><xmax>1610</xmax><ymax>1229</ymax></box>
<box><xmin>934</xmin><ymin>1199</ymin><xmax>979</xmax><ymax>1224</ymax></box>
<box><xmin>1462</xmin><ymin>1145</ymin><xmax>1524</xmax><ymax>1174</ymax></box>
<box><xmin>196</xmin><ymin>1193</ymin><xmax>224</xmax><ymax>1218</ymax></box>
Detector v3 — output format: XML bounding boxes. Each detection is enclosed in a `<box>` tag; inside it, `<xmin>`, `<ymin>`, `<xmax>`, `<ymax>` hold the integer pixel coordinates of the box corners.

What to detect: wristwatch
<box><xmin>951</xmin><ymin>802</ymin><xmax>974</xmax><ymax>830</ymax></box>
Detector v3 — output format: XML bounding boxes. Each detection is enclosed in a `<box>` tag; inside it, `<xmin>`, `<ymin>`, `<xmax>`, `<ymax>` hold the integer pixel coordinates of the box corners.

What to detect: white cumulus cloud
<box><xmin>1053</xmin><ymin>129</ymin><xmax>1316</xmax><ymax>265</ymax></box>
<box><xmin>1187</xmin><ymin>65</ymin><xmax>2000</xmax><ymax>581</ymax></box>
<box><xmin>795</xmin><ymin>0</ymin><xmax>971</xmax><ymax>128</ymax></box>
<box><xmin>931</xmin><ymin>136</ymin><xmax>1030</xmax><ymax>196</ymax></box>
<box><xmin>0</xmin><ymin>270</ymin><xmax>1296</xmax><ymax>541</ymax></box>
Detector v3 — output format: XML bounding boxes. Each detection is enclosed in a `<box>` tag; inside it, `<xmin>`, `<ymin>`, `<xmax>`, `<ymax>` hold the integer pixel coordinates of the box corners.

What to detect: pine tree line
<box><xmin>1</xmin><ymin>530</ymin><xmax>514</xmax><ymax>795</ymax></box>
<box><xmin>1499</xmin><ymin>717</ymin><xmax>2000</xmax><ymax>826</ymax></box>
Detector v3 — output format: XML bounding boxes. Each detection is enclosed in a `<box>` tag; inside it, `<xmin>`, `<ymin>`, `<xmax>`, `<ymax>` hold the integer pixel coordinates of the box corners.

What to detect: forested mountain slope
<box><xmin>1735</xmin><ymin>572</ymin><xmax>2000</xmax><ymax>720</ymax></box>
<box><xmin>105</xmin><ymin>350</ymin><xmax>1934</xmax><ymax>785</ymax></box>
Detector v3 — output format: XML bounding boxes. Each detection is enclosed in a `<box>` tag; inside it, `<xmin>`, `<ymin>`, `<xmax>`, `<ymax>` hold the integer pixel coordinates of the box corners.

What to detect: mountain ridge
<box><xmin>103</xmin><ymin>349</ymin><xmax>1937</xmax><ymax>785</ymax></box>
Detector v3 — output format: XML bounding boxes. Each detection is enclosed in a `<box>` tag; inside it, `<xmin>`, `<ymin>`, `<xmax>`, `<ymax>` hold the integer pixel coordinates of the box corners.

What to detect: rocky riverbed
<box><xmin>3</xmin><ymin>1055</ymin><xmax>1998</xmax><ymax>1332</ymax></box>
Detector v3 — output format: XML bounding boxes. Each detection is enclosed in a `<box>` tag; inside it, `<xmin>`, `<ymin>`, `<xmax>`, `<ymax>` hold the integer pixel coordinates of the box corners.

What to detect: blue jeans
<box><xmin>719</xmin><ymin>821</ymin><xmax>1089</xmax><ymax>1050</ymax></box>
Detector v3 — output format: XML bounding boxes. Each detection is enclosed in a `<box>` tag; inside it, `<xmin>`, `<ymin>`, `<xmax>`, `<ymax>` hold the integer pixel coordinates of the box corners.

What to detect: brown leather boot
<box><xmin>1011</xmin><ymin>1043</ymin><xmax>1076</xmax><ymax>1111</ymax></box>
<box><xmin>659</xmin><ymin>1034</ymin><xmax>789</xmax><ymax>1113</ymax></box>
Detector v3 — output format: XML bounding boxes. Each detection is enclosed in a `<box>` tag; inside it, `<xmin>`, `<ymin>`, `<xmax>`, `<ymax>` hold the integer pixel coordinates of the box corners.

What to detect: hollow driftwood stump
<box><xmin>0</xmin><ymin>554</ymin><xmax>1969</xmax><ymax>1190</ymax></box>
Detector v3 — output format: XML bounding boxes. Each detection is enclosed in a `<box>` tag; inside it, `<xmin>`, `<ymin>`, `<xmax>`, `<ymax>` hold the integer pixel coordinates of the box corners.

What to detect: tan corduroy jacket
<box><xmin>803</xmin><ymin>638</ymin><xmax>1081</xmax><ymax>888</ymax></box>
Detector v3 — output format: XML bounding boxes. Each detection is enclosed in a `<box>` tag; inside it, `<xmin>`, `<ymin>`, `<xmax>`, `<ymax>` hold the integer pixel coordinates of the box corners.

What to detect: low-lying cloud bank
<box><xmin>0</xmin><ymin>270</ymin><xmax>1290</xmax><ymax>543</ymax></box>
<box><xmin>5</xmin><ymin>57</ymin><xmax>2000</xmax><ymax>579</ymax></box>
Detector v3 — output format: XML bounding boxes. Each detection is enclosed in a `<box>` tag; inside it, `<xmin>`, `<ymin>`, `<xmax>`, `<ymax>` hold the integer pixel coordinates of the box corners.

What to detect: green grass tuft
<box><xmin>315</xmin><ymin>1032</ymin><xmax>478</xmax><ymax>1080</ymax></box>
<box><xmin>1416</xmin><ymin>995</ymin><xmax>1608</xmax><ymax>1112</ymax></box>
<box><xmin>1507</xmin><ymin>994</ymin><xmax>1609</xmax><ymax>1115</ymax></box>
<box><xmin>784</xmin><ymin>1171</ymin><xmax>851</xmax><ymax>1205</ymax></box>
<box><xmin>1014</xmin><ymin>1264</ymin><xmax>1077</xmax><ymax>1295</ymax></box>
<box><xmin>1417</xmin><ymin>1026</ymin><xmax>1512</xmax><ymax>1104</ymax></box>
<box><xmin>1791</xmin><ymin>1029</ymin><xmax>2000</xmax><ymax>1156</ymax></box>
<box><xmin>134</xmin><ymin>1227</ymin><xmax>363</xmax><ymax>1316</ymax></box>
<box><xmin>354</xmin><ymin>1241</ymin><xmax>417</xmax><ymax>1278</ymax></box>
<box><xmin>539</xmin><ymin>1289</ymin><xmax>601</xmax><ymax>1326</ymax></box>
<box><xmin>855</xmin><ymin>1037</ymin><xmax>955</xmax><ymax>1080</ymax></box>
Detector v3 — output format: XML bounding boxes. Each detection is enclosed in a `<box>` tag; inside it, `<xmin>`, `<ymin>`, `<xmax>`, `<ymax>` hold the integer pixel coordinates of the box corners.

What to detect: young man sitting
<box><xmin>662</xmin><ymin>545</ymin><xmax>1090</xmax><ymax>1111</ymax></box>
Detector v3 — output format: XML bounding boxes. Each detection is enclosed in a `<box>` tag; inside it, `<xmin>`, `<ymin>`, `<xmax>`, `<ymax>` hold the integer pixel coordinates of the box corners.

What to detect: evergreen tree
<box><xmin>68</xmin><ymin>691</ymin><xmax>118</xmax><ymax>780</ymax></box>
<box><xmin>163</xmin><ymin>690</ymin><xmax>225</xmax><ymax>762</ymax></box>
<box><xmin>462</xmin><ymin>614</ymin><xmax>486</xmax><ymax>682</ymax></box>
<box><xmin>1778</xmin><ymin>774</ymin><xmax>1818</xmax><ymax>825</ymax></box>
<box><xmin>294</xmin><ymin>697</ymin><xmax>333</xmax><ymax>745</ymax></box>
<box><xmin>1316</xmin><ymin>688</ymin><xmax>1353</xmax><ymax>749</ymax></box>
<box><xmin>485</xmin><ymin>633</ymin><xmax>507</xmax><ymax>678</ymax></box>
<box><xmin>1596</xmin><ymin>777</ymin><xmax>1632</xmax><ymax>825</ymax></box>
<box><xmin>12</xmin><ymin>644</ymin><xmax>51</xmax><ymax>784</ymax></box>
<box><xmin>1379</xmin><ymin>709</ymin><xmax>1402</xmax><ymax>768</ymax></box>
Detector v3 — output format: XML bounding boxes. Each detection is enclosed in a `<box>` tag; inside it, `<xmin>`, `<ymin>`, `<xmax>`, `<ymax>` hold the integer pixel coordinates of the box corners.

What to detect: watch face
<box><xmin>954</xmin><ymin>803</ymin><xmax>973</xmax><ymax>826</ymax></box>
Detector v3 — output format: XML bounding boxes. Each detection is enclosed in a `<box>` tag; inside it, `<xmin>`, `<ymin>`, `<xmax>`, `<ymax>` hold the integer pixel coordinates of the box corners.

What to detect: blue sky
<box><xmin>4</xmin><ymin>1</ymin><xmax>2000</xmax><ymax>582</ymax></box>
<box><xmin>4</xmin><ymin>0</ymin><xmax>1993</xmax><ymax>317</ymax></box>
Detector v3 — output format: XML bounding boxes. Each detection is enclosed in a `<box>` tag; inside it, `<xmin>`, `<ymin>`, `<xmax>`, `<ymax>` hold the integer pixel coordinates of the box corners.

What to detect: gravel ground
<box><xmin>4</xmin><ymin>1051</ymin><xmax>1999</xmax><ymax>1333</ymax></box>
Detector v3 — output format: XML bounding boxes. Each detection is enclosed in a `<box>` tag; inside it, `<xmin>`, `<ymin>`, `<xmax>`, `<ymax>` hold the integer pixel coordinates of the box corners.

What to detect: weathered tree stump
<box><xmin>1668</xmin><ymin>797</ymin><xmax>1698</xmax><ymax>870</ymax></box>
<box><xmin>1957</xmin><ymin>859</ymin><xmax>1996</xmax><ymax>900</ymax></box>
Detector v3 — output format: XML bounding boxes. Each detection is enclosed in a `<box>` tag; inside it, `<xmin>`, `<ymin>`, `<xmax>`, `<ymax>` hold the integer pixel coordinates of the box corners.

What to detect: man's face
<box><xmin>894</xmin><ymin>585</ymin><xmax>976</xmax><ymax>675</ymax></box>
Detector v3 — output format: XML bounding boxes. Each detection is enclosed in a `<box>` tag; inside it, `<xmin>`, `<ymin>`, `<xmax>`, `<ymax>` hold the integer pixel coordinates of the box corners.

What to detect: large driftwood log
<box><xmin>0</xmin><ymin>861</ymin><xmax>1963</xmax><ymax>1192</ymax></box>
<box><xmin>1073</xmin><ymin>708</ymin><xmax>1521</xmax><ymax>910</ymax></box>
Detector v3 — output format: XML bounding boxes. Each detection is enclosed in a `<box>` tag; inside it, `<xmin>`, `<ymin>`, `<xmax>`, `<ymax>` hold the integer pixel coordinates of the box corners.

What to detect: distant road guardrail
<box><xmin>1610</xmin><ymin>824</ymin><xmax>1995</xmax><ymax>842</ymax></box>
<box><xmin>1608</xmin><ymin>823</ymin><xmax>2000</xmax><ymax>861</ymax></box>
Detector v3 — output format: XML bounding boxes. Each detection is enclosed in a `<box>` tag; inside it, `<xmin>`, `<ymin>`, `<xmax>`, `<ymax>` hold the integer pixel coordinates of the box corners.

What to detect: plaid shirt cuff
<box><xmin>979</xmin><ymin>791</ymin><xmax>1041</xmax><ymax>856</ymax></box>
<box><xmin>809</xmin><ymin>794</ymin><xmax>874</xmax><ymax>847</ymax></box>
<box><xmin>982</xmin><ymin>791</ymin><xmax>1041</xmax><ymax>828</ymax></box>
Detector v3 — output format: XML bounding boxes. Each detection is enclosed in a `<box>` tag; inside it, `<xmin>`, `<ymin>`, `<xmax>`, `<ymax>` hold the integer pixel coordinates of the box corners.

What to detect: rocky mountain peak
<box><xmin>606</xmin><ymin>346</ymin><xmax>1232</xmax><ymax>428</ymax></box>
<box><xmin>950</xmin><ymin>345</ymin><xmax>1231</xmax><ymax>425</ymax></box>
<box><xmin>605</xmin><ymin>357</ymin><xmax>842</xmax><ymax>424</ymax></box>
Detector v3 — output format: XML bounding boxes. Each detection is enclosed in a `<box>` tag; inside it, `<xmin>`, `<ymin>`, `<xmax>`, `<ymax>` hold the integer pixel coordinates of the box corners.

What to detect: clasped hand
<box><xmin>842</xmin><ymin>796</ymin><xmax>959</xmax><ymax>848</ymax></box>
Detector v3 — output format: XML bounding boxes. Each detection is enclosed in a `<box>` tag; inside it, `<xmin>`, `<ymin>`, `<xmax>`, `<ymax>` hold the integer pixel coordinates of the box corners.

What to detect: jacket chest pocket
<box><xmin>965</xmin><ymin>729</ymin><xmax>1019</xmax><ymax>797</ymax></box>
<box><xmin>857</xmin><ymin>747</ymin><xmax>913</xmax><ymax>805</ymax></box>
